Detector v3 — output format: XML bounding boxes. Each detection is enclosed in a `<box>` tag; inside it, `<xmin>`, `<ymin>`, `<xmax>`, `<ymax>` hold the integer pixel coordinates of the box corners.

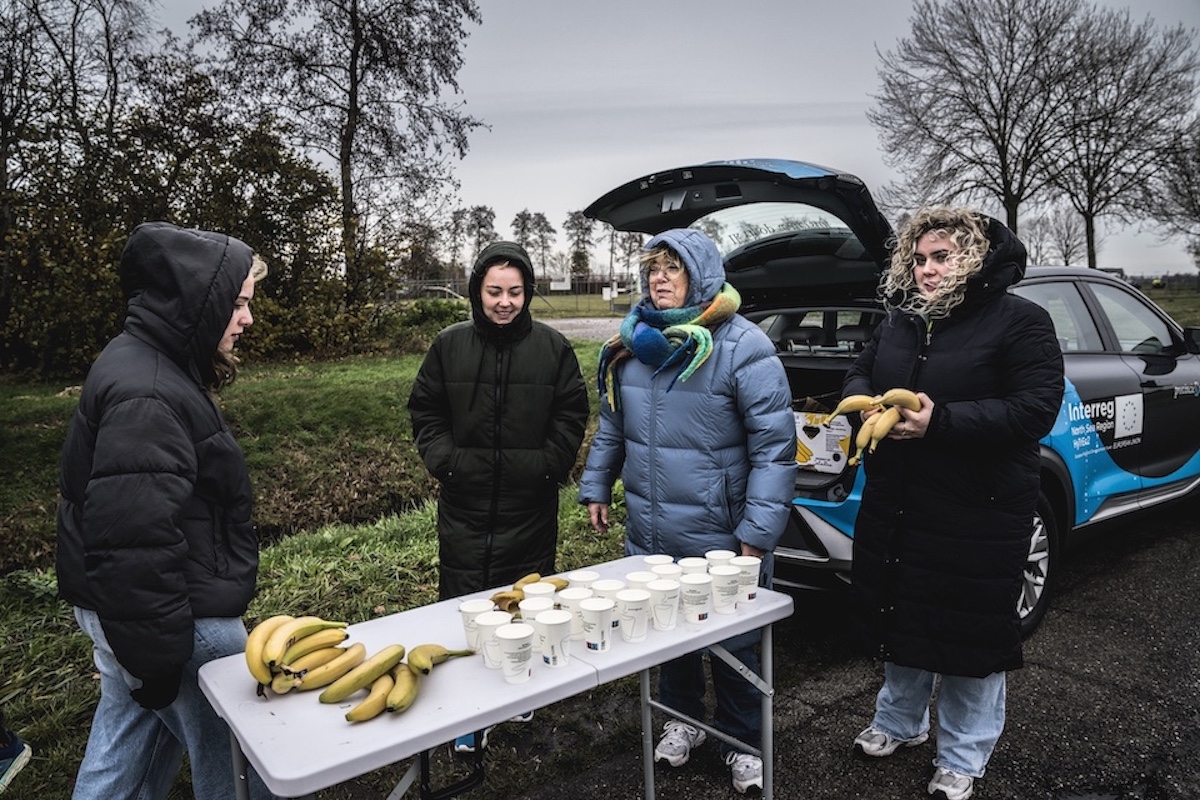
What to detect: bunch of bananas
<box><xmin>329</xmin><ymin>642</ymin><xmax>473</xmax><ymax>722</ymax></box>
<box><xmin>489</xmin><ymin>572</ymin><xmax>570</xmax><ymax>614</ymax></box>
<box><xmin>823</xmin><ymin>388</ymin><xmax>922</xmax><ymax>465</ymax></box>
<box><xmin>245</xmin><ymin>614</ymin><xmax>352</xmax><ymax>697</ymax></box>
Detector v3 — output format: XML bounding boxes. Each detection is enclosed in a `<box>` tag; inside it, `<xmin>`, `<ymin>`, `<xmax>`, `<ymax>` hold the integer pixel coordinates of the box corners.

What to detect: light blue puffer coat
<box><xmin>578</xmin><ymin>228</ymin><xmax>797</xmax><ymax>558</ymax></box>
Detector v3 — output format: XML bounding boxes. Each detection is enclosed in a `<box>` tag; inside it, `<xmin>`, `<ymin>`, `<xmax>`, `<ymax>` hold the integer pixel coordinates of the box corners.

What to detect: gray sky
<box><xmin>160</xmin><ymin>0</ymin><xmax>1200</xmax><ymax>275</ymax></box>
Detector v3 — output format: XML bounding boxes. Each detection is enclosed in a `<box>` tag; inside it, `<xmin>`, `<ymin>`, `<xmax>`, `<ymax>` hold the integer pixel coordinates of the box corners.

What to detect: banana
<box><xmin>386</xmin><ymin>663</ymin><xmax>421</xmax><ymax>713</ymax></box>
<box><xmin>295</xmin><ymin>642</ymin><xmax>367</xmax><ymax>691</ymax></box>
<box><xmin>280</xmin><ymin>628</ymin><xmax>350</xmax><ymax>666</ymax></box>
<box><xmin>319</xmin><ymin>644</ymin><xmax>407</xmax><ymax>704</ymax></box>
<box><xmin>406</xmin><ymin>643</ymin><xmax>476</xmax><ymax>675</ymax></box>
<box><xmin>490</xmin><ymin>589</ymin><xmax>524</xmax><ymax>613</ymax></box>
<box><xmin>345</xmin><ymin>673</ymin><xmax>395</xmax><ymax>723</ymax></box>
<box><xmin>263</xmin><ymin>616</ymin><xmax>348</xmax><ymax>669</ymax></box>
<box><xmin>281</xmin><ymin>646</ymin><xmax>347</xmax><ymax>676</ymax></box>
<box><xmin>543</xmin><ymin>577</ymin><xmax>570</xmax><ymax>591</ymax></box>
<box><xmin>796</xmin><ymin>439</ymin><xmax>813</xmax><ymax>462</ymax></box>
<box><xmin>271</xmin><ymin>671</ymin><xmax>301</xmax><ymax>695</ymax></box>
<box><xmin>245</xmin><ymin>614</ymin><xmax>294</xmax><ymax>691</ymax></box>
<box><xmin>877</xmin><ymin>387</ymin><xmax>922</xmax><ymax>411</ymax></box>
<box><xmin>848</xmin><ymin>414</ymin><xmax>879</xmax><ymax>466</ymax></box>
<box><xmin>512</xmin><ymin>572</ymin><xmax>542</xmax><ymax>590</ymax></box>
<box><xmin>869</xmin><ymin>406</ymin><xmax>903</xmax><ymax>452</ymax></box>
<box><xmin>825</xmin><ymin>394</ymin><xmax>880</xmax><ymax>423</ymax></box>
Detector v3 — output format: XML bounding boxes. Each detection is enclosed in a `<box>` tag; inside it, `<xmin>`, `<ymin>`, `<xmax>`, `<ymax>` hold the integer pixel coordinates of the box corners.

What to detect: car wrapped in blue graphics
<box><xmin>586</xmin><ymin>158</ymin><xmax>1200</xmax><ymax>634</ymax></box>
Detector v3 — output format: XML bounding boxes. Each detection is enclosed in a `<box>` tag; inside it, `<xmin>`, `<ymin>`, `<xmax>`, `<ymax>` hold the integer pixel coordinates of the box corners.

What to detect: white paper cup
<box><xmin>579</xmin><ymin>597</ymin><xmax>615</xmax><ymax>652</ymax></box>
<box><xmin>677</xmin><ymin>556</ymin><xmax>709</xmax><ymax>575</ymax></box>
<box><xmin>625</xmin><ymin>571</ymin><xmax>659</xmax><ymax>591</ymax></box>
<box><xmin>614</xmin><ymin>588</ymin><xmax>651</xmax><ymax>642</ymax></box>
<box><xmin>679</xmin><ymin>573</ymin><xmax>713</xmax><ymax>623</ymax></box>
<box><xmin>475</xmin><ymin>609</ymin><xmax>513</xmax><ymax>669</ymax></box>
<box><xmin>564</xmin><ymin>569</ymin><xmax>600</xmax><ymax>590</ymax></box>
<box><xmin>556</xmin><ymin>587</ymin><xmax>593</xmax><ymax>640</ymax></box>
<box><xmin>459</xmin><ymin>597</ymin><xmax>498</xmax><ymax>652</ymax></box>
<box><xmin>495</xmin><ymin>622</ymin><xmax>535</xmax><ymax>684</ymax></box>
<box><xmin>704</xmin><ymin>549</ymin><xmax>738</xmax><ymax>569</ymax></box>
<box><xmin>518</xmin><ymin>596</ymin><xmax>555</xmax><ymax>638</ymax></box>
<box><xmin>537</xmin><ymin>609</ymin><xmax>573</xmax><ymax>667</ymax></box>
<box><xmin>590</xmin><ymin>579</ymin><xmax>625</xmax><ymax>627</ymax></box>
<box><xmin>650</xmin><ymin>563</ymin><xmax>683</xmax><ymax>581</ymax></box>
<box><xmin>647</xmin><ymin>578</ymin><xmax>680</xmax><ymax>631</ymax></box>
<box><xmin>709</xmin><ymin>564</ymin><xmax>742</xmax><ymax>615</ymax></box>
<box><xmin>521</xmin><ymin>581</ymin><xmax>558</xmax><ymax>602</ymax></box>
<box><xmin>642</xmin><ymin>554</ymin><xmax>675</xmax><ymax>568</ymax></box>
<box><xmin>729</xmin><ymin>555</ymin><xmax>763</xmax><ymax>603</ymax></box>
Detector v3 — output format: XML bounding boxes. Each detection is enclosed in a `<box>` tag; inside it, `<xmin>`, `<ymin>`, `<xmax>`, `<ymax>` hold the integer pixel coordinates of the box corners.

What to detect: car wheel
<box><xmin>1018</xmin><ymin>491</ymin><xmax>1058</xmax><ymax>638</ymax></box>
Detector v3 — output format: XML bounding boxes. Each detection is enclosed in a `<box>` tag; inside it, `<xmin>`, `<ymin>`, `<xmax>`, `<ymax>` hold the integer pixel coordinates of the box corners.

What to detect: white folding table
<box><xmin>198</xmin><ymin>555</ymin><xmax>794</xmax><ymax>799</ymax></box>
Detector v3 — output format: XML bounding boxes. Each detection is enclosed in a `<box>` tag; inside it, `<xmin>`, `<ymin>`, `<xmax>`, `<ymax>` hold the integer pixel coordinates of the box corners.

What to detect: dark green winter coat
<box><xmin>408</xmin><ymin>242</ymin><xmax>589</xmax><ymax>599</ymax></box>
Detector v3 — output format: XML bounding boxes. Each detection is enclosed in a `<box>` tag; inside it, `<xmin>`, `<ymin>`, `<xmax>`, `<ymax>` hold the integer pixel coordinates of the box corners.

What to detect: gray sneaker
<box><xmin>928</xmin><ymin>766</ymin><xmax>974</xmax><ymax>800</ymax></box>
<box><xmin>653</xmin><ymin>720</ymin><xmax>706</xmax><ymax>767</ymax></box>
<box><xmin>853</xmin><ymin>725</ymin><xmax>929</xmax><ymax>757</ymax></box>
<box><xmin>725</xmin><ymin>751</ymin><xmax>763</xmax><ymax>794</ymax></box>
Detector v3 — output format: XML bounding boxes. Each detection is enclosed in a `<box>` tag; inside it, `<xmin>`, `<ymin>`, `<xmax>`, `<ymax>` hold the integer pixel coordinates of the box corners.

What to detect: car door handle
<box><xmin>1140</xmin><ymin>380</ymin><xmax>1159</xmax><ymax>388</ymax></box>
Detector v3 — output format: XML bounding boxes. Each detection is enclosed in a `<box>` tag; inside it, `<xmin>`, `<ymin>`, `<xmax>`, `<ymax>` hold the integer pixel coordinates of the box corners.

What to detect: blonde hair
<box><xmin>210</xmin><ymin>254</ymin><xmax>269</xmax><ymax>392</ymax></box>
<box><xmin>881</xmin><ymin>207</ymin><xmax>989</xmax><ymax>319</ymax></box>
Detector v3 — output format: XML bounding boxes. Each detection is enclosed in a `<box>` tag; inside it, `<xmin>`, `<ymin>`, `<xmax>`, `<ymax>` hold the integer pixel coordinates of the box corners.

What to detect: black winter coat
<box><xmin>846</xmin><ymin>221</ymin><xmax>1063</xmax><ymax>678</ymax></box>
<box><xmin>56</xmin><ymin>223</ymin><xmax>258</xmax><ymax>684</ymax></box>
<box><xmin>408</xmin><ymin>242</ymin><xmax>589</xmax><ymax>599</ymax></box>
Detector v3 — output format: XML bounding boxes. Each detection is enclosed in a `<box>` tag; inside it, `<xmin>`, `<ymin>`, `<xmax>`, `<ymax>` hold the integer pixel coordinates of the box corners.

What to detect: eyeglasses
<box><xmin>643</xmin><ymin>263</ymin><xmax>685</xmax><ymax>280</ymax></box>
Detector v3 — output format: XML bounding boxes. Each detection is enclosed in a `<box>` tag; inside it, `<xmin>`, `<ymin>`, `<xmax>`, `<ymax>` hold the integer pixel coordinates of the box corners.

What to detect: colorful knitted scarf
<box><xmin>597</xmin><ymin>282</ymin><xmax>742</xmax><ymax>411</ymax></box>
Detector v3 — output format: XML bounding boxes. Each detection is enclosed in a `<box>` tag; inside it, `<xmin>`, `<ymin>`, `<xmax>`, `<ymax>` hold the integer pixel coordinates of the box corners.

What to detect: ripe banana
<box><xmin>406</xmin><ymin>643</ymin><xmax>476</xmax><ymax>675</ymax></box>
<box><xmin>271</xmin><ymin>671</ymin><xmax>301</xmax><ymax>695</ymax></box>
<box><xmin>848</xmin><ymin>414</ymin><xmax>879</xmax><ymax>466</ymax></box>
<box><xmin>825</xmin><ymin>394</ymin><xmax>880</xmax><ymax>423</ymax></box>
<box><xmin>295</xmin><ymin>642</ymin><xmax>367</xmax><ymax>691</ymax></box>
<box><xmin>386</xmin><ymin>663</ymin><xmax>421</xmax><ymax>713</ymax></box>
<box><xmin>245</xmin><ymin>614</ymin><xmax>294</xmax><ymax>691</ymax></box>
<box><xmin>513</xmin><ymin>572</ymin><xmax>542</xmax><ymax>590</ymax></box>
<box><xmin>490</xmin><ymin>589</ymin><xmax>524</xmax><ymax>613</ymax></box>
<box><xmin>543</xmin><ymin>577</ymin><xmax>570</xmax><ymax>591</ymax></box>
<box><xmin>281</xmin><ymin>646</ymin><xmax>347</xmax><ymax>677</ymax></box>
<box><xmin>345</xmin><ymin>673</ymin><xmax>395</xmax><ymax>723</ymax></box>
<box><xmin>877</xmin><ymin>387</ymin><xmax>921</xmax><ymax>411</ymax></box>
<box><xmin>869</xmin><ymin>406</ymin><xmax>903</xmax><ymax>452</ymax></box>
<box><xmin>280</xmin><ymin>627</ymin><xmax>349</xmax><ymax>666</ymax></box>
<box><xmin>263</xmin><ymin>616</ymin><xmax>348</xmax><ymax>669</ymax></box>
<box><xmin>319</xmin><ymin>644</ymin><xmax>408</xmax><ymax>704</ymax></box>
<box><xmin>796</xmin><ymin>439</ymin><xmax>813</xmax><ymax>463</ymax></box>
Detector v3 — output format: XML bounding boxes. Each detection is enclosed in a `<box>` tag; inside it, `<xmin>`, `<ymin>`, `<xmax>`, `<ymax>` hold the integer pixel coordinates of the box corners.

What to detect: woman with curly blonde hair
<box><xmin>840</xmin><ymin>207</ymin><xmax>1064</xmax><ymax>800</ymax></box>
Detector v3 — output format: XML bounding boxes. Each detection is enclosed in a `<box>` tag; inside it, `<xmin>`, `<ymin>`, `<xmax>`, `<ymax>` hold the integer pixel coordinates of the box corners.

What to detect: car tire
<box><xmin>1019</xmin><ymin>491</ymin><xmax>1058</xmax><ymax>638</ymax></box>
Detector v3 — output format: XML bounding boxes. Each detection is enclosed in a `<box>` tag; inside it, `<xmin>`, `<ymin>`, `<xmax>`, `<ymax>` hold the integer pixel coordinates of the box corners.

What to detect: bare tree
<box><xmin>1142</xmin><ymin>117</ymin><xmax>1200</xmax><ymax>268</ymax></box>
<box><xmin>1023</xmin><ymin>202</ymin><xmax>1088</xmax><ymax>265</ymax></box>
<box><xmin>1049</xmin><ymin>8</ymin><xmax>1199</xmax><ymax>267</ymax></box>
<box><xmin>869</xmin><ymin>0</ymin><xmax>1083</xmax><ymax>229</ymax></box>
<box><xmin>194</xmin><ymin>0</ymin><xmax>483</xmax><ymax>304</ymax></box>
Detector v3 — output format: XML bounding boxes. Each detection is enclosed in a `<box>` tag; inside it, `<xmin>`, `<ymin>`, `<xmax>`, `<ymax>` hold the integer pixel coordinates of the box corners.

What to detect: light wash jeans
<box><xmin>871</xmin><ymin>661</ymin><xmax>1006</xmax><ymax>779</ymax></box>
<box><xmin>72</xmin><ymin>607</ymin><xmax>274</xmax><ymax>800</ymax></box>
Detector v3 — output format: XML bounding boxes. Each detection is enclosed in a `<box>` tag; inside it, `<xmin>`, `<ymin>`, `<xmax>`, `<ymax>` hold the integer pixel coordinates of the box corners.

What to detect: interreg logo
<box><xmin>1065</xmin><ymin>394</ymin><xmax>1143</xmax><ymax>439</ymax></box>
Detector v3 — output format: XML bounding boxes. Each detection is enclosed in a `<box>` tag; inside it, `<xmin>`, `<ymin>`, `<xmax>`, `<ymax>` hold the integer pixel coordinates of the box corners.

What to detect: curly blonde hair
<box><xmin>880</xmin><ymin>207</ymin><xmax>989</xmax><ymax>319</ymax></box>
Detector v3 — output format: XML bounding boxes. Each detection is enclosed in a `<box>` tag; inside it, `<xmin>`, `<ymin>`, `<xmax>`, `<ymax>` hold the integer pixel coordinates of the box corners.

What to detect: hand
<box><xmin>890</xmin><ymin>392</ymin><xmax>934</xmax><ymax>440</ymax></box>
<box><xmin>588</xmin><ymin>502</ymin><xmax>610</xmax><ymax>534</ymax></box>
<box><xmin>740</xmin><ymin>541</ymin><xmax>766</xmax><ymax>559</ymax></box>
<box><xmin>130</xmin><ymin>670</ymin><xmax>182</xmax><ymax>710</ymax></box>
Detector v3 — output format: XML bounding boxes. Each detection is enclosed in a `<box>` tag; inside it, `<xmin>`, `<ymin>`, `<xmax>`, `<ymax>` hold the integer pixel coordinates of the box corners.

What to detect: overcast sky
<box><xmin>160</xmin><ymin>0</ymin><xmax>1199</xmax><ymax>275</ymax></box>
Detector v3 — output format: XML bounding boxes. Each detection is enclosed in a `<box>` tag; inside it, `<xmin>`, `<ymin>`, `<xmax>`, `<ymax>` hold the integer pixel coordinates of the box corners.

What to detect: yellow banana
<box><xmin>848</xmin><ymin>414</ymin><xmax>879</xmax><ymax>466</ymax></box>
<box><xmin>295</xmin><ymin>642</ymin><xmax>367</xmax><ymax>691</ymax></box>
<box><xmin>512</xmin><ymin>572</ymin><xmax>542</xmax><ymax>590</ymax></box>
<box><xmin>271</xmin><ymin>671</ymin><xmax>301</xmax><ymax>695</ymax></box>
<box><xmin>245</xmin><ymin>614</ymin><xmax>294</xmax><ymax>692</ymax></box>
<box><xmin>281</xmin><ymin>627</ymin><xmax>350</xmax><ymax>666</ymax></box>
<box><xmin>406</xmin><ymin>643</ymin><xmax>476</xmax><ymax>675</ymax></box>
<box><xmin>281</xmin><ymin>646</ymin><xmax>347</xmax><ymax>677</ymax></box>
<box><xmin>263</xmin><ymin>616</ymin><xmax>348</xmax><ymax>669</ymax></box>
<box><xmin>796</xmin><ymin>439</ymin><xmax>813</xmax><ymax>462</ymax></box>
<box><xmin>319</xmin><ymin>644</ymin><xmax>407</xmax><ymax>704</ymax></box>
<box><xmin>345</xmin><ymin>673</ymin><xmax>395</xmax><ymax>723</ymax></box>
<box><xmin>878</xmin><ymin>387</ymin><xmax>921</xmax><ymax>411</ymax></box>
<box><xmin>825</xmin><ymin>394</ymin><xmax>880</xmax><ymax>423</ymax></box>
<box><xmin>386</xmin><ymin>663</ymin><xmax>421</xmax><ymax>713</ymax></box>
<box><xmin>543</xmin><ymin>577</ymin><xmax>570</xmax><ymax>591</ymax></box>
<box><xmin>490</xmin><ymin>589</ymin><xmax>524</xmax><ymax>613</ymax></box>
<box><xmin>869</xmin><ymin>406</ymin><xmax>903</xmax><ymax>452</ymax></box>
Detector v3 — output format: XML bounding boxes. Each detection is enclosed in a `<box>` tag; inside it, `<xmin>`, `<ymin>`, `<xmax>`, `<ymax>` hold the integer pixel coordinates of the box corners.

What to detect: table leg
<box><xmin>762</xmin><ymin>623</ymin><xmax>774</xmax><ymax>800</ymax></box>
<box><xmin>230</xmin><ymin>732</ymin><xmax>251</xmax><ymax>800</ymax></box>
<box><xmin>640</xmin><ymin>668</ymin><xmax>655</xmax><ymax>800</ymax></box>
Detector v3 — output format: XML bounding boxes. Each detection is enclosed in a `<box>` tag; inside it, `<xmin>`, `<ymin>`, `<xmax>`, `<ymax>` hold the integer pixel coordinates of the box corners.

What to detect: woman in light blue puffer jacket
<box><xmin>578</xmin><ymin>227</ymin><xmax>796</xmax><ymax>794</ymax></box>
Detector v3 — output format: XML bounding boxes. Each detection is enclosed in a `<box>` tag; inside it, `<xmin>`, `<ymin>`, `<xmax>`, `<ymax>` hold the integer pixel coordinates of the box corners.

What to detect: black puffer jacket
<box><xmin>56</xmin><ymin>222</ymin><xmax>258</xmax><ymax>683</ymax></box>
<box><xmin>408</xmin><ymin>242</ymin><xmax>589</xmax><ymax>599</ymax></box>
<box><xmin>846</xmin><ymin>219</ymin><xmax>1063</xmax><ymax>678</ymax></box>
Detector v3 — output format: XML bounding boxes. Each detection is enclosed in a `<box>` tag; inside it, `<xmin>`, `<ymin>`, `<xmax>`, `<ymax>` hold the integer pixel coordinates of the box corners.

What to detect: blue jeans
<box><xmin>72</xmin><ymin>608</ymin><xmax>274</xmax><ymax>800</ymax></box>
<box><xmin>871</xmin><ymin>661</ymin><xmax>1006</xmax><ymax>778</ymax></box>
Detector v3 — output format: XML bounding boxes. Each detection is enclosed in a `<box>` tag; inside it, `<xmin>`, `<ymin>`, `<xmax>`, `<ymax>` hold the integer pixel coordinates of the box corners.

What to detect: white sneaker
<box><xmin>928</xmin><ymin>766</ymin><xmax>974</xmax><ymax>800</ymax></box>
<box><xmin>653</xmin><ymin>720</ymin><xmax>706</xmax><ymax>767</ymax></box>
<box><xmin>853</xmin><ymin>725</ymin><xmax>929</xmax><ymax>757</ymax></box>
<box><xmin>725</xmin><ymin>751</ymin><xmax>763</xmax><ymax>794</ymax></box>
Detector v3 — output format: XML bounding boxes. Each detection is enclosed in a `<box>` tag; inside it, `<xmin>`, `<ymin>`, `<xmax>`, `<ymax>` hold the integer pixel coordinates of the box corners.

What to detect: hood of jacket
<box><xmin>642</xmin><ymin>228</ymin><xmax>726</xmax><ymax>306</ymax></box>
<box><xmin>119</xmin><ymin>222</ymin><xmax>254</xmax><ymax>386</ymax></box>
<box><xmin>469</xmin><ymin>241</ymin><xmax>535</xmax><ymax>341</ymax></box>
